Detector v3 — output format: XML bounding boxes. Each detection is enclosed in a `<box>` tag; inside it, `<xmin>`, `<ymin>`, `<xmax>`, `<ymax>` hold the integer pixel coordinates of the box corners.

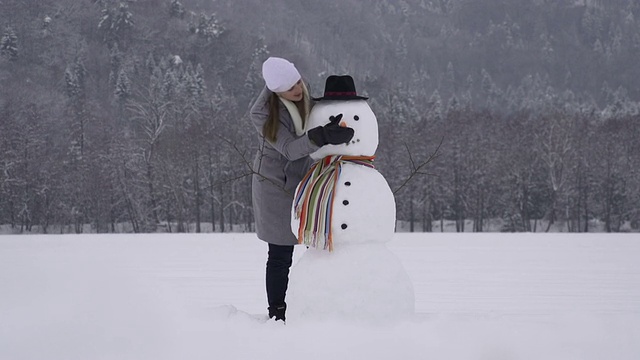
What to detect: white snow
<box><xmin>1</xmin><ymin>233</ymin><xmax>639</xmax><ymax>360</ymax></box>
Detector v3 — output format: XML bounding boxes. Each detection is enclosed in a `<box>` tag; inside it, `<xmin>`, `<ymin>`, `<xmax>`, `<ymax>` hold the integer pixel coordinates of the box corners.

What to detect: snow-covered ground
<box><xmin>1</xmin><ymin>233</ymin><xmax>639</xmax><ymax>360</ymax></box>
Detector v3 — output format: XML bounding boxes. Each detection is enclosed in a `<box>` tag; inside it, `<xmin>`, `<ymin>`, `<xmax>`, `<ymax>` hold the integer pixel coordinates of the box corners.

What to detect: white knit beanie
<box><xmin>261</xmin><ymin>57</ymin><xmax>301</xmax><ymax>93</ymax></box>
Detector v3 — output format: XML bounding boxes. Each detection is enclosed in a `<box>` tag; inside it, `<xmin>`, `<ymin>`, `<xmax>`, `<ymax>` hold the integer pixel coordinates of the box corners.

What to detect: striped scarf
<box><xmin>293</xmin><ymin>155</ymin><xmax>375</xmax><ymax>251</ymax></box>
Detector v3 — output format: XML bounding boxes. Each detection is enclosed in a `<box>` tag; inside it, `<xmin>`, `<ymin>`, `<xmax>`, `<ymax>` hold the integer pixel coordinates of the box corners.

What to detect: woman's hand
<box><xmin>307</xmin><ymin>114</ymin><xmax>355</xmax><ymax>146</ymax></box>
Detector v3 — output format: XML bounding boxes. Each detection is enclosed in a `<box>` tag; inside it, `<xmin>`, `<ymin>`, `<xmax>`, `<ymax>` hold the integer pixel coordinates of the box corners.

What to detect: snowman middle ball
<box><xmin>291</xmin><ymin>100</ymin><xmax>395</xmax><ymax>246</ymax></box>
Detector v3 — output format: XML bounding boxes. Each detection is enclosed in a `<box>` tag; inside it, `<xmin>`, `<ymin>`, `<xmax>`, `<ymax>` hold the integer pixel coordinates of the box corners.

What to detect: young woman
<box><xmin>250</xmin><ymin>57</ymin><xmax>354</xmax><ymax>321</ymax></box>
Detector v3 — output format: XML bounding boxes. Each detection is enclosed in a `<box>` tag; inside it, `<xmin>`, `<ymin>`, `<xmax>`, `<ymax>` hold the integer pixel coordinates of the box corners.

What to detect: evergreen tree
<box><xmin>115</xmin><ymin>67</ymin><xmax>131</xmax><ymax>101</ymax></box>
<box><xmin>443</xmin><ymin>62</ymin><xmax>456</xmax><ymax>97</ymax></box>
<box><xmin>64</xmin><ymin>55</ymin><xmax>88</xmax><ymax>164</ymax></box>
<box><xmin>480</xmin><ymin>68</ymin><xmax>501</xmax><ymax>108</ymax></box>
<box><xmin>169</xmin><ymin>0</ymin><xmax>186</xmax><ymax>19</ymax></box>
<box><xmin>108</xmin><ymin>42</ymin><xmax>124</xmax><ymax>86</ymax></box>
<box><xmin>98</xmin><ymin>2</ymin><xmax>134</xmax><ymax>47</ymax></box>
<box><xmin>0</xmin><ymin>26</ymin><xmax>18</xmax><ymax>61</ymax></box>
<box><xmin>428</xmin><ymin>89</ymin><xmax>443</xmax><ymax>119</ymax></box>
<box><xmin>190</xmin><ymin>12</ymin><xmax>225</xmax><ymax>42</ymax></box>
<box><xmin>395</xmin><ymin>33</ymin><xmax>408</xmax><ymax>60</ymax></box>
<box><xmin>244</xmin><ymin>35</ymin><xmax>269</xmax><ymax>93</ymax></box>
<box><xmin>191</xmin><ymin>64</ymin><xmax>207</xmax><ymax>105</ymax></box>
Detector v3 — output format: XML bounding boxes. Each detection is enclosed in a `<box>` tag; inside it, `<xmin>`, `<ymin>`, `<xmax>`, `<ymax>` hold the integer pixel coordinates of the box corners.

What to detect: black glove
<box><xmin>307</xmin><ymin>114</ymin><xmax>355</xmax><ymax>146</ymax></box>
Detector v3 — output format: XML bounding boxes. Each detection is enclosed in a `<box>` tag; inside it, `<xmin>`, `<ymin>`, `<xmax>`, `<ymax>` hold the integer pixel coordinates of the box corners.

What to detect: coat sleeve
<box><xmin>250</xmin><ymin>87</ymin><xmax>319</xmax><ymax>161</ymax></box>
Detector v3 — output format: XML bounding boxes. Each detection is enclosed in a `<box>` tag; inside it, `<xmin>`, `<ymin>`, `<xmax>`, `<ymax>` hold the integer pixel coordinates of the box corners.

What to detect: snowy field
<box><xmin>1</xmin><ymin>233</ymin><xmax>639</xmax><ymax>360</ymax></box>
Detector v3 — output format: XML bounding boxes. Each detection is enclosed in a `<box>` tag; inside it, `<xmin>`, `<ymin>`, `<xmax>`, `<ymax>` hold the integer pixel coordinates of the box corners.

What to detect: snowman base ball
<box><xmin>287</xmin><ymin>243</ymin><xmax>415</xmax><ymax>322</ymax></box>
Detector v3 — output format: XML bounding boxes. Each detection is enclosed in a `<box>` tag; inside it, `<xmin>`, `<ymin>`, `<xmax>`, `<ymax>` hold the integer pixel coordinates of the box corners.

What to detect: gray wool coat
<box><xmin>250</xmin><ymin>86</ymin><xmax>319</xmax><ymax>245</ymax></box>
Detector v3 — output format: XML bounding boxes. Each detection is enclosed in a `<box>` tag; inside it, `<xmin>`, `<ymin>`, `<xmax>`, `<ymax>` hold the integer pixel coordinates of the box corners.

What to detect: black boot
<box><xmin>268</xmin><ymin>303</ymin><xmax>286</xmax><ymax>322</ymax></box>
<box><xmin>266</xmin><ymin>244</ymin><xmax>293</xmax><ymax>322</ymax></box>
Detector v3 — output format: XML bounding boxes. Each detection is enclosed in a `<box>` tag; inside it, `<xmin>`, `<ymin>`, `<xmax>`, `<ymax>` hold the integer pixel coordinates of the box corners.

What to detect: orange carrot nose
<box><xmin>339</xmin><ymin>121</ymin><xmax>347</xmax><ymax>127</ymax></box>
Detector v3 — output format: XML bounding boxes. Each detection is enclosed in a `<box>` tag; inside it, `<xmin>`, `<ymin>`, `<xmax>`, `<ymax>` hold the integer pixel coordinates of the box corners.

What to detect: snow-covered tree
<box><xmin>190</xmin><ymin>64</ymin><xmax>206</xmax><ymax>102</ymax></box>
<box><xmin>395</xmin><ymin>33</ymin><xmax>408</xmax><ymax>60</ymax></box>
<box><xmin>610</xmin><ymin>25</ymin><xmax>623</xmax><ymax>55</ymax></box>
<box><xmin>169</xmin><ymin>0</ymin><xmax>186</xmax><ymax>19</ymax></box>
<box><xmin>427</xmin><ymin>89</ymin><xmax>443</xmax><ymax>124</ymax></box>
<box><xmin>602</xmin><ymin>86</ymin><xmax>632</xmax><ymax>119</ymax></box>
<box><xmin>64</xmin><ymin>55</ymin><xmax>88</xmax><ymax>162</ymax></box>
<box><xmin>581</xmin><ymin>7</ymin><xmax>604</xmax><ymax>43</ymax></box>
<box><xmin>108</xmin><ymin>42</ymin><xmax>124</xmax><ymax>86</ymax></box>
<box><xmin>65</xmin><ymin>59</ymin><xmax>86</xmax><ymax>101</ymax></box>
<box><xmin>447</xmin><ymin>94</ymin><xmax>460</xmax><ymax>114</ymax></box>
<box><xmin>115</xmin><ymin>67</ymin><xmax>131</xmax><ymax>101</ymax></box>
<box><xmin>42</xmin><ymin>15</ymin><xmax>52</xmax><ymax>37</ymax></box>
<box><xmin>444</xmin><ymin>61</ymin><xmax>456</xmax><ymax>95</ymax></box>
<box><xmin>480</xmin><ymin>68</ymin><xmax>502</xmax><ymax>108</ymax></box>
<box><xmin>98</xmin><ymin>2</ymin><xmax>134</xmax><ymax>47</ymax></box>
<box><xmin>0</xmin><ymin>26</ymin><xmax>18</xmax><ymax>61</ymax></box>
<box><xmin>190</xmin><ymin>12</ymin><xmax>225</xmax><ymax>42</ymax></box>
<box><xmin>244</xmin><ymin>35</ymin><xmax>269</xmax><ymax>94</ymax></box>
<box><xmin>535</xmin><ymin>114</ymin><xmax>575</xmax><ymax>231</ymax></box>
<box><xmin>540</xmin><ymin>33</ymin><xmax>554</xmax><ymax>60</ymax></box>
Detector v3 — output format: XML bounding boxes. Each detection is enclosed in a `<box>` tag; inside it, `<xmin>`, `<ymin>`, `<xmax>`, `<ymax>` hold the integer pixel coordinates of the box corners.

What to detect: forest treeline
<box><xmin>1</xmin><ymin>0</ymin><xmax>638</xmax><ymax>233</ymax></box>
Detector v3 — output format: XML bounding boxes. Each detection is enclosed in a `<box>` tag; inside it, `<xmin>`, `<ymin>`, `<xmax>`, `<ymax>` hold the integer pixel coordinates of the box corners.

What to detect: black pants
<box><xmin>266</xmin><ymin>243</ymin><xmax>294</xmax><ymax>310</ymax></box>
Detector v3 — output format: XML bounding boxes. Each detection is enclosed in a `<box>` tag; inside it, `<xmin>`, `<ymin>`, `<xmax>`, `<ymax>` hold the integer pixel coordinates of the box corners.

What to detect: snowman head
<box><xmin>308</xmin><ymin>75</ymin><xmax>378</xmax><ymax>160</ymax></box>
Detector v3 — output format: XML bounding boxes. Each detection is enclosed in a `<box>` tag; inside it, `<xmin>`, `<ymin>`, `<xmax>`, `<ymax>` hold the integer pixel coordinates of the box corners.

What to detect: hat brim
<box><xmin>312</xmin><ymin>95</ymin><xmax>369</xmax><ymax>101</ymax></box>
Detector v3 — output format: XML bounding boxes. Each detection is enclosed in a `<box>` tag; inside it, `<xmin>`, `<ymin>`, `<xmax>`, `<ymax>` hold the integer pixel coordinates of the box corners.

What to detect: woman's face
<box><xmin>278</xmin><ymin>79</ymin><xmax>304</xmax><ymax>102</ymax></box>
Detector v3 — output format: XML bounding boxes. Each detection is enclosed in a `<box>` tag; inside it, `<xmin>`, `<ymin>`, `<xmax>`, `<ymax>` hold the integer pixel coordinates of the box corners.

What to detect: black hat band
<box><xmin>324</xmin><ymin>91</ymin><xmax>357</xmax><ymax>97</ymax></box>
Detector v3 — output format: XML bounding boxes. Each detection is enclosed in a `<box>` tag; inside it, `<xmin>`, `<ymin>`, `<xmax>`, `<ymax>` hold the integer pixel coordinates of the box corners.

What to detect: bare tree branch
<box><xmin>393</xmin><ymin>136</ymin><xmax>443</xmax><ymax>195</ymax></box>
<box><xmin>203</xmin><ymin>134</ymin><xmax>291</xmax><ymax>195</ymax></box>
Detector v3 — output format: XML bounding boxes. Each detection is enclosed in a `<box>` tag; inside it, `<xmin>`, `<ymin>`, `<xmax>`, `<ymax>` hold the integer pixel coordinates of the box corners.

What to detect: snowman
<box><xmin>288</xmin><ymin>75</ymin><xmax>414</xmax><ymax>321</ymax></box>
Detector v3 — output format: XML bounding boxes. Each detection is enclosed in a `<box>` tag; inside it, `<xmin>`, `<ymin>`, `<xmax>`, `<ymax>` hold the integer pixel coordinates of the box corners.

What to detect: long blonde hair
<box><xmin>263</xmin><ymin>82</ymin><xmax>310</xmax><ymax>142</ymax></box>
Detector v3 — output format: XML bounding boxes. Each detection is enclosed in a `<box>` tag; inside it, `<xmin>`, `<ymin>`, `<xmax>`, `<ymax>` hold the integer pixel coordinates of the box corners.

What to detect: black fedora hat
<box><xmin>313</xmin><ymin>75</ymin><xmax>369</xmax><ymax>101</ymax></box>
